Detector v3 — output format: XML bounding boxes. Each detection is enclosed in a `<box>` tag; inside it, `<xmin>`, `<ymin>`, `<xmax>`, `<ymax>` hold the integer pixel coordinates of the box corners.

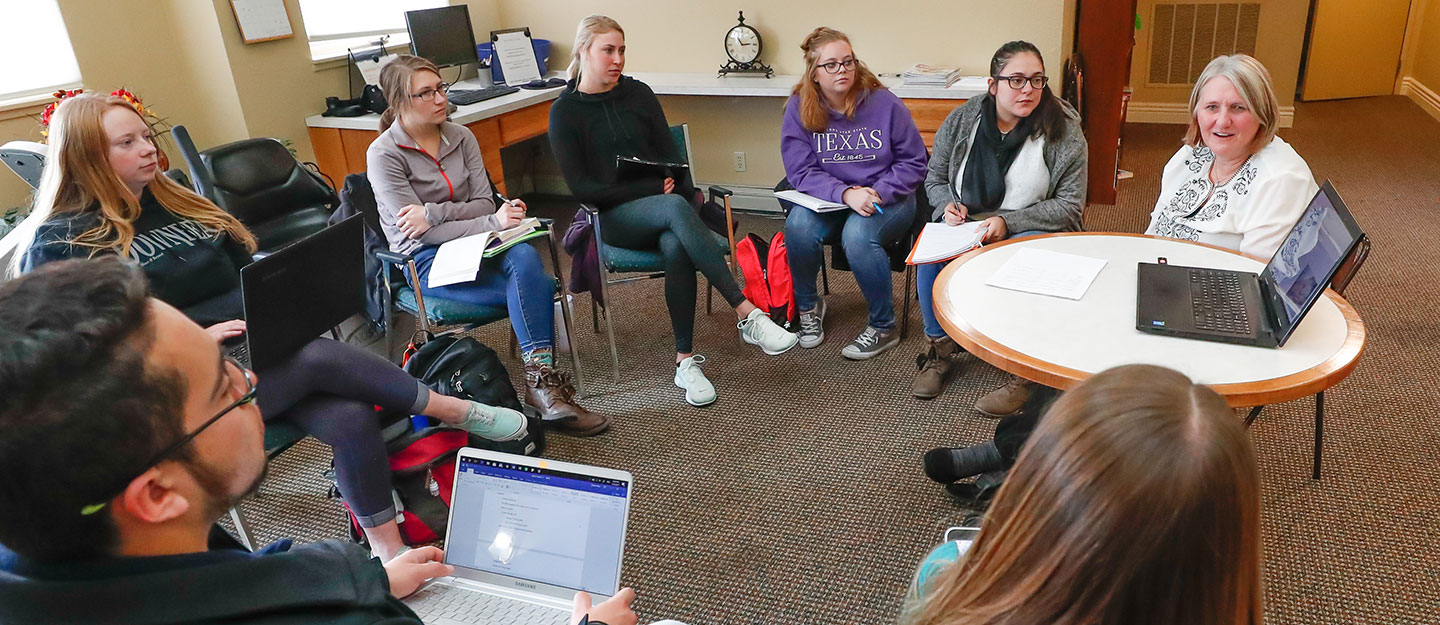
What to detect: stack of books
<box><xmin>902</xmin><ymin>64</ymin><xmax>963</xmax><ymax>87</ymax></box>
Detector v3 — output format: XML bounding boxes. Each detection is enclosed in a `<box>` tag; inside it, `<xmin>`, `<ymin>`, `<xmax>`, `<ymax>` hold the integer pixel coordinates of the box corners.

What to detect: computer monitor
<box><xmin>406</xmin><ymin>5</ymin><xmax>479</xmax><ymax>68</ymax></box>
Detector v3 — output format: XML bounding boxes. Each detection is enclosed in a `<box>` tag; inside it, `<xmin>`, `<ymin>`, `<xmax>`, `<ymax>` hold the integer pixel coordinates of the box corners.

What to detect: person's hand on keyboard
<box><xmin>384</xmin><ymin>546</ymin><xmax>454</xmax><ymax>599</ymax></box>
<box><xmin>205</xmin><ymin>319</ymin><xmax>246</xmax><ymax>343</ymax></box>
<box><xmin>572</xmin><ymin>587</ymin><xmax>637</xmax><ymax>625</ymax></box>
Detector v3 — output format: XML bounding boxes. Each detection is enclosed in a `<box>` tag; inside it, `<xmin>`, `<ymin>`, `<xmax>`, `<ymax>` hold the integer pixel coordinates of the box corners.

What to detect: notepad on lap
<box><xmin>427</xmin><ymin>218</ymin><xmax>545</xmax><ymax>289</ymax></box>
<box><xmin>985</xmin><ymin>248</ymin><xmax>1107</xmax><ymax>300</ymax></box>
<box><xmin>774</xmin><ymin>189</ymin><xmax>848</xmax><ymax>213</ymax></box>
<box><xmin>907</xmin><ymin>222</ymin><xmax>988</xmax><ymax>265</ymax></box>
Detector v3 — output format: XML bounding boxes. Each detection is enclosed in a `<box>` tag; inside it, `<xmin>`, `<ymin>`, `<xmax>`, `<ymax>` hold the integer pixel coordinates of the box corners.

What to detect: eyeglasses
<box><xmin>80</xmin><ymin>356</ymin><xmax>258</xmax><ymax>516</ymax></box>
<box><xmin>818</xmin><ymin>58</ymin><xmax>859</xmax><ymax>74</ymax></box>
<box><xmin>409</xmin><ymin>83</ymin><xmax>452</xmax><ymax>102</ymax></box>
<box><xmin>995</xmin><ymin>74</ymin><xmax>1049</xmax><ymax>90</ymax></box>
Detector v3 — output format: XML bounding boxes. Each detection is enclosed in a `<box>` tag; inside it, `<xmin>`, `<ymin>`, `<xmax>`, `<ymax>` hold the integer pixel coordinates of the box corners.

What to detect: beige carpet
<box><xmin>229</xmin><ymin>95</ymin><xmax>1440</xmax><ymax>624</ymax></box>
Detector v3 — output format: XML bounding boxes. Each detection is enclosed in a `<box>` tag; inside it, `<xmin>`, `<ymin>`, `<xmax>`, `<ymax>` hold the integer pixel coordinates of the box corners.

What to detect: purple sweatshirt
<box><xmin>781</xmin><ymin>88</ymin><xmax>929</xmax><ymax>205</ymax></box>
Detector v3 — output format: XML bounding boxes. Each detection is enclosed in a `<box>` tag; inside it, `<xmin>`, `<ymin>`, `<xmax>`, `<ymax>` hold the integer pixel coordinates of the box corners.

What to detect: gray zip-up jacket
<box><xmin>366</xmin><ymin>121</ymin><xmax>500</xmax><ymax>256</ymax></box>
<box><xmin>922</xmin><ymin>96</ymin><xmax>1088</xmax><ymax>234</ymax></box>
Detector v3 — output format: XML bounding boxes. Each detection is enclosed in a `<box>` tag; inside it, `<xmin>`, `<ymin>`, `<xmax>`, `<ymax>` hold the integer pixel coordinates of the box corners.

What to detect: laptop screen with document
<box><xmin>1259</xmin><ymin>181</ymin><xmax>1363</xmax><ymax>342</ymax></box>
<box><xmin>445</xmin><ymin>454</ymin><xmax>630</xmax><ymax>596</ymax></box>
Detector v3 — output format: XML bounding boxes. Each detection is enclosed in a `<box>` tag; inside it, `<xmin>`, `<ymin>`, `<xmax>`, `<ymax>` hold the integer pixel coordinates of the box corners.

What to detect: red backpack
<box><xmin>737</xmin><ymin>232</ymin><xmax>796</xmax><ymax>329</ymax></box>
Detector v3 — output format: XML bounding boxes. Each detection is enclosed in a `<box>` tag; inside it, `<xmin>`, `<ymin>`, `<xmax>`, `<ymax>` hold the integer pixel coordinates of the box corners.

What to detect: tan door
<box><xmin>1302</xmin><ymin>0</ymin><xmax>1413</xmax><ymax>100</ymax></box>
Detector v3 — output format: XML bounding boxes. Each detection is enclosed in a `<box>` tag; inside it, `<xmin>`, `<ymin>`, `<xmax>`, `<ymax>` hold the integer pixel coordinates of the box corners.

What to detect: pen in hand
<box><xmin>871</xmin><ymin>201</ymin><xmax>885</xmax><ymax>215</ymax></box>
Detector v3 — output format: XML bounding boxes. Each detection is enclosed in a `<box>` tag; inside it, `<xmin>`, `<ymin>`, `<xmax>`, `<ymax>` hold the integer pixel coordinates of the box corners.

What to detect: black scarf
<box><xmin>959</xmin><ymin>96</ymin><xmax>1033</xmax><ymax>212</ymax></box>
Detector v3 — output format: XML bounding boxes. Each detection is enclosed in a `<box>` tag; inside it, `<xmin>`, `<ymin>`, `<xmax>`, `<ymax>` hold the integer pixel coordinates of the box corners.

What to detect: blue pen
<box><xmin>871</xmin><ymin>201</ymin><xmax>885</xmax><ymax>215</ymax></box>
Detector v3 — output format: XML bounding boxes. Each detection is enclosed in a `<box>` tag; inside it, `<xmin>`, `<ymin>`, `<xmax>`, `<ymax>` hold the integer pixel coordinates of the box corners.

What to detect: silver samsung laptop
<box><xmin>404</xmin><ymin>448</ymin><xmax>634</xmax><ymax>625</ymax></box>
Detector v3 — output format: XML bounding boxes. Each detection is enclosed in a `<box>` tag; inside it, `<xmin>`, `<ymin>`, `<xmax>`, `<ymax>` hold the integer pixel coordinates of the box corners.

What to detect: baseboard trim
<box><xmin>1126</xmin><ymin>101</ymin><xmax>1295</xmax><ymax>128</ymax></box>
<box><xmin>1400</xmin><ymin>76</ymin><xmax>1440</xmax><ymax>123</ymax></box>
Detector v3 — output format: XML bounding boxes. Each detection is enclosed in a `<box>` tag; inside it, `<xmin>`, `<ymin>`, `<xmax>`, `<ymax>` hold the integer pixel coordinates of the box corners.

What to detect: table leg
<box><xmin>1312</xmin><ymin>391</ymin><xmax>1325</xmax><ymax>480</ymax></box>
<box><xmin>1243</xmin><ymin>405</ymin><xmax>1264</xmax><ymax>427</ymax></box>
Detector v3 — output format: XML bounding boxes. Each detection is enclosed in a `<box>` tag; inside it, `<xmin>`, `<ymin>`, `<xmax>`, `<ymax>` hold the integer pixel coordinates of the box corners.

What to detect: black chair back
<box><xmin>172</xmin><ymin>125</ymin><xmax>337</xmax><ymax>254</ymax></box>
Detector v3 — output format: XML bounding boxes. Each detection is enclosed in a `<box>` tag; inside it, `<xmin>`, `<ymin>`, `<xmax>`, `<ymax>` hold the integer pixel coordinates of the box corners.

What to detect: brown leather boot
<box><xmin>912</xmin><ymin>336</ymin><xmax>962</xmax><ymax>399</ymax></box>
<box><xmin>974</xmin><ymin>375</ymin><xmax>1035</xmax><ymax>418</ymax></box>
<box><xmin>524</xmin><ymin>363</ymin><xmax>610</xmax><ymax>436</ymax></box>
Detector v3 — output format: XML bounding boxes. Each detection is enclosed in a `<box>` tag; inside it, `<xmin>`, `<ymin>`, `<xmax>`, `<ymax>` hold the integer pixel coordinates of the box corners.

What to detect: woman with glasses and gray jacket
<box><xmin>912</xmin><ymin>41</ymin><xmax>1088</xmax><ymax>410</ymax></box>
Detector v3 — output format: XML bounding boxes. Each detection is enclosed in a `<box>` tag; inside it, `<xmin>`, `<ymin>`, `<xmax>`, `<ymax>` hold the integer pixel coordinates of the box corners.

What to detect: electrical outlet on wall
<box><xmin>733</xmin><ymin>151</ymin><xmax>747</xmax><ymax>172</ymax></box>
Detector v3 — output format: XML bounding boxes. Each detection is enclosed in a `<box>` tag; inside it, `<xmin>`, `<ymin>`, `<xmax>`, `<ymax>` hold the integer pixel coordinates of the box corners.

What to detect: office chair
<box><xmin>578</xmin><ymin>123</ymin><xmax>740</xmax><ymax>381</ymax></box>
<box><xmin>340</xmin><ymin>174</ymin><xmax>587</xmax><ymax>395</ymax></box>
<box><xmin>773</xmin><ymin>177</ymin><xmax>930</xmax><ymax>340</ymax></box>
<box><xmin>171</xmin><ymin>125</ymin><xmax>337</xmax><ymax>255</ymax></box>
<box><xmin>1242</xmin><ymin>233</ymin><xmax>1371</xmax><ymax>480</ymax></box>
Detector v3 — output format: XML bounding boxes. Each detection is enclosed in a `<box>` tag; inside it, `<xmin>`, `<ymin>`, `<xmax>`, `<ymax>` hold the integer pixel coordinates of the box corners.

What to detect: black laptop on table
<box><xmin>1135</xmin><ymin>181</ymin><xmax>1363</xmax><ymax>348</ymax></box>
<box><xmin>227</xmin><ymin>215</ymin><xmax>365</xmax><ymax>370</ymax></box>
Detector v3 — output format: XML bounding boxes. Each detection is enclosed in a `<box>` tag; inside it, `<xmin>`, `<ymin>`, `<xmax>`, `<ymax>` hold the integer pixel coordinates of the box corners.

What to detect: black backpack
<box><xmin>402</xmin><ymin>333</ymin><xmax>545</xmax><ymax>457</ymax></box>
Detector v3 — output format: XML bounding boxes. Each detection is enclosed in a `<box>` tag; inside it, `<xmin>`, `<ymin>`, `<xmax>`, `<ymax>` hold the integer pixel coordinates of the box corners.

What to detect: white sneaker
<box><xmin>738</xmin><ymin>309</ymin><xmax>799</xmax><ymax>355</ymax></box>
<box><xmin>674</xmin><ymin>355</ymin><xmax>716</xmax><ymax>406</ymax></box>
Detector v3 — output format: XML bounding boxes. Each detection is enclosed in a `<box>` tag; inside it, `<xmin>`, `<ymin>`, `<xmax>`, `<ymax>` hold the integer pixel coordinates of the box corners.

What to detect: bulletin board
<box><xmin>229</xmin><ymin>0</ymin><xmax>295</xmax><ymax>44</ymax></box>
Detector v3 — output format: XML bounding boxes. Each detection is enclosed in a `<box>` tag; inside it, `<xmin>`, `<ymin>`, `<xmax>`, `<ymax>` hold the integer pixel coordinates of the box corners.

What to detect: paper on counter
<box><xmin>984</xmin><ymin>248</ymin><xmax>1107</xmax><ymax>300</ymax></box>
<box><xmin>494</xmin><ymin>31</ymin><xmax>542</xmax><ymax>85</ymax></box>
<box><xmin>355</xmin><ymin>53</ymin><xmax>397</xmax><ymax>86</ymax></box>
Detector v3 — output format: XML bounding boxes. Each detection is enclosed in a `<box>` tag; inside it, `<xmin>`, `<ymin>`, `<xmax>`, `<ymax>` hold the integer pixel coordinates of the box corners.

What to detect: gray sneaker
<box><xmin>841</xmin><ymin>325</ymin><xmax>900</xmax><ymax>360</ymax></box>
<box><xmin>797</xmin><ymin>299</ymin><xmax>826</xmax><ymax>348</ymax></box>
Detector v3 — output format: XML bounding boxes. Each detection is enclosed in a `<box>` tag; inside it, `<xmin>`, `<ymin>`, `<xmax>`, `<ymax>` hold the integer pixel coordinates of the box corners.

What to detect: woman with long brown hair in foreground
<box><xmin>906</xmin><ymin>364</ymin><xmax>1262</xmax><ymax>625</ymax></box>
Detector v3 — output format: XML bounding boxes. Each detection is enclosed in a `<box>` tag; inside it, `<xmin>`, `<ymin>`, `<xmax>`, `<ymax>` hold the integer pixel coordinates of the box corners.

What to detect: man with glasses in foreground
<box><xmin>0</xmin><ymin>258</ymin><xmax>639</xmax><ymax>625</ymax></box>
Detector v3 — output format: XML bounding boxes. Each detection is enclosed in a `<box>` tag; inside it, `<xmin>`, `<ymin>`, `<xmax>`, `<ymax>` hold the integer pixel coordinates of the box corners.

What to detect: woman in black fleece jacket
<box><xmin>549</xmin><ymin>15</ymin><xmax>796</xmax><ymax>408</ymax></box>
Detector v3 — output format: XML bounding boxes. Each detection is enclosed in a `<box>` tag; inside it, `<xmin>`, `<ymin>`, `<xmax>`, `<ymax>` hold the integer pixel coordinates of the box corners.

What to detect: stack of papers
<box><xmin>984</xmin><ymin>248</ymin><xmax>1108</xmax><ymax>300</ymax></box>
<box><xmin>902</xmin><ymin>64</ymin><xmax>962</xmax><ymax>87</ymax></box>
<box><xmin>774</xmin><ymin>189</ymin><xmax>848</xmax><ymax>213</ymax></box>
<box><xmin>906</xmin><ymin>222</ymin><xmax>987</xmax><ymax>265</ymax></box>
<box><xmin>427</xmin><ymin>218</ymin><xmax>546</xmax><ymax>288</ymax></box>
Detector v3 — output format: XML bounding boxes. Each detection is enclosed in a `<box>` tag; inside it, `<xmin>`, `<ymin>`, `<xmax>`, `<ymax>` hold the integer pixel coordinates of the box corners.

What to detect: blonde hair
<box><xmin>1185</xmin><ymin>54</ymin><xmax>1280</xmax><ymax>153</ymax></box>
<box><xmin>9</xmin><ymin>93</ymin><xmax>255</xmax><ymax>277</ymax></box>
<box><xmin>907</xmin><ymin>365</ymin><xmax>1263</xmax><ymax>625</ymax></box>
<box><xmin>567</xmin><ymin>15</ymin><xmax>624</xmax><ymax>81</ymax></box>
<box><xmin>378</xmin><ymin>54</ymin><xmax>443</xmax><ymax>132</ymax></box>
<box><xmin>790</xmin><ymin>27</ymin><xmax>886</xmax><ymax>133</ymax></box>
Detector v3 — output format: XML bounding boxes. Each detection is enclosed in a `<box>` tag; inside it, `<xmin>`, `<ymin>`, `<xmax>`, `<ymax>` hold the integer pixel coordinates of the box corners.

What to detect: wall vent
<box><xmin>1148</xmin><ymin>3</ymin><xmax>1260</xmax><ymax>86</ymax></box>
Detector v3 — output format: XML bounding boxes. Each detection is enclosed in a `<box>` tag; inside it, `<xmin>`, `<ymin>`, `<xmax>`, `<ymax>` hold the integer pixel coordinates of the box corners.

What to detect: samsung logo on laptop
<box><xmin>514</xmin><ymin>581</ymin><xmax>537</xmax><ymax>589</ymax></box>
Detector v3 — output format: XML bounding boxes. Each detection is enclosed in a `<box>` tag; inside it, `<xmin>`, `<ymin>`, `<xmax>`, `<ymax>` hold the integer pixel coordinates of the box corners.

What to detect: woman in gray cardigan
<box><xmin>913</xmin><ymin>41</ymin><xmax>1088</xmax><ymax>409</ymax></box>
<box><xmin>367</xmin><ymin>55</ymin><xmax>608</xmax><ymax>436</ymax></box>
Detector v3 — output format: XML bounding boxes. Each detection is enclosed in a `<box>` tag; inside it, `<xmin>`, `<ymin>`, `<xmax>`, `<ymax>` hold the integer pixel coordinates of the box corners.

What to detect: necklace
<box><xmin>1208</xmin><ymin>156</ymin><xmax>1249</xmax><ymax>186</ymax></box>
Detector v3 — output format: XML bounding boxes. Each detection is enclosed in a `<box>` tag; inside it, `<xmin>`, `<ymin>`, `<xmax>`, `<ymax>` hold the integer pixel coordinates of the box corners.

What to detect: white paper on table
<box><xmin>427</xmin><ymin>231</ymin><xmax>495</xmax><ymax>289</ymax></box>
<box><xmin>355</xmin><ymin>53</ymin><xmax>397</xmax><ymax>86</ymax></box>
<box><xmin>984</xmin><ymin>248</ymin><xmax>1108</xmax><ymax>300</ymax></box>
<box><xmin>908</xmin><ymin>222</ymin><xmax>987</xmax><ymax>264</ymax></box>
<box><xmin>774</xmin><ymin>189</ymin><xmax>848</xmax><ymax>212</ymax></box>
<box><xmin>951</xmin><ymin>76</ymin><xmax>991</xmax><ymax>91</ymax></box>
<box><xmin>493</xmin><ymin>31</ymin><xmax>542</xmax><ymax>85</ymax></box>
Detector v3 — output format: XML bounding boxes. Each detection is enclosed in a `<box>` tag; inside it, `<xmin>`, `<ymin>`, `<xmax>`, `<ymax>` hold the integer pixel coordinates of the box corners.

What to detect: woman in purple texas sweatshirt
<box><xmin>781</xmin><ymin>27</ymin><xmax>928</xmax><ymax>361</ymax></box>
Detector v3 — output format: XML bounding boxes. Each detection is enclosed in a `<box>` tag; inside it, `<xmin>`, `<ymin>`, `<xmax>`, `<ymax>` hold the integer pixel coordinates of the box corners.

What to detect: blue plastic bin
<box><xmin>477</xmin><ymin>38</ymin><xmax>551</xmax><ymax>83</ymax></box>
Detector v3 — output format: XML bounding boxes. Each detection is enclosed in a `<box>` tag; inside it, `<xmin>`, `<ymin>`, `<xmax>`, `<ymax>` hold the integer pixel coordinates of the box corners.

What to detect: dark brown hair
<box><xmin>908</xmin><ymin>364</ymin><xmax>1262</xmax><ymax>625</ymax></box>
<box><xmin>790</xmin><ymin>27</ymin><xmax>886</xmax><ymax>133</ymax></box>
<box><xmin>988</xmin><ymin>40</ymin><xmax>1069</xmax><ymax>144</ymax></box>
<box><xmin>378</xmin><ymin>54</ymin><xmax>443</xmax><ymax>132</ymax></box>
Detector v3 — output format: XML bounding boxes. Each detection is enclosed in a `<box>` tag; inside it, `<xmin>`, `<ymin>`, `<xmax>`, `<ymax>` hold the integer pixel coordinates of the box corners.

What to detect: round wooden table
<box><xmin>932</xmin><ymin>233</ymin><xmax>1366</xmax><ymax>478</ymax></box>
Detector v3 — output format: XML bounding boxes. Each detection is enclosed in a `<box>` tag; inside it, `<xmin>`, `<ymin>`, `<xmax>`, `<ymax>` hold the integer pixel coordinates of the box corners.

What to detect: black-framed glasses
<box><xmin>80</xmin><ymin>357</ymin><xmax>258</xmax><ymax>516</ymax></box>
<box><xmin>995</xmin><ymin>74</ymin><xmax>1049</xmax><ymax>90</ymax></box>
<box><xmin>818</xmin><ymin>58</ymin><xmax>858</xmax><ymax>74</ymax></box>
<box><xmin>409</xmin><ymin>83</ymin><xmax>452</xmax><ymax>102</ymax></box>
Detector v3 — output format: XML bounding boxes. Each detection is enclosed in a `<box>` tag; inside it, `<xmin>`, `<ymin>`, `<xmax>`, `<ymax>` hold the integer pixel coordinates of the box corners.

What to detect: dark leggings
<box><xmin>255</xmin><ymin>338</ymin><xmax>429</xmax><ymax>528</ymax></box>
<box><xmin>600</xmin><ymin>193</ymin><xmax>745</xmax><ymax>353</ymax></box>
<box><xmin>993</xmin><ymin>386</ymin><xmax>1060</xmax><ymax>467</ymax></box>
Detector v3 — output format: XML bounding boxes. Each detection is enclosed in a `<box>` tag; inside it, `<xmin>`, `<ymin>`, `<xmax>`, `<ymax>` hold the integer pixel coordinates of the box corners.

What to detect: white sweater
<box><xmin>1145</xmin><ymin>136</ymin><xmax>1317</xmax><ymax>259</ymax></box>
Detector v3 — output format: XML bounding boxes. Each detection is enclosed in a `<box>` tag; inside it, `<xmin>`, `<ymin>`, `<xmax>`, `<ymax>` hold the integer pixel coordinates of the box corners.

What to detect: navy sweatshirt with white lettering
<box><xmin>22</xmin><ymin>190</ymin><xmax>253</xmax><ymax>325</ymax></box>
<box><xmin>780</xmin><ymin>88</ymin><xmax>928</xmax><ymax>205</ymax></box>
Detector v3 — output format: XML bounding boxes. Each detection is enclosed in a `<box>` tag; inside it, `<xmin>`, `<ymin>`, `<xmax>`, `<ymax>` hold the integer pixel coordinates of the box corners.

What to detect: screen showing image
<box><xmin>406</xmin><ymin>6</ymin><xmax>479</xmax><ymax>68</ymax></box>
<box><xmin>1262</xmin><ymin>189</ymin><xmax>1356</xmax><ymax>329</ymax></box>
<box><xmin>446</xmin><ymin>456</ymin><xmax>628</xmax><ymax>595</ymax></box>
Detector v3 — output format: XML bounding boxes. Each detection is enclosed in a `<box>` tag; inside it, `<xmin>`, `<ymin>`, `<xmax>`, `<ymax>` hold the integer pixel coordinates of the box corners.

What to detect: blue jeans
<box><xmin>413</xmin><ymin>241</ymin><xmax>554</xmax><ymax>352</ymax></box>
<box><xmin>917</xmin><ymin>228</ymin><xmax>1048</xmax><ymax>338</ymax></box>
<box><xmin>785</xmin><ymin>195</ymin><xmax>917</xmax><ymax>330</ymax></box>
